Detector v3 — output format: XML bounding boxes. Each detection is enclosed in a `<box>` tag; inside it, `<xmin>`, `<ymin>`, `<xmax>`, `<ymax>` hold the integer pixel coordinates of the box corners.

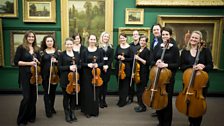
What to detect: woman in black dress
<box><xmin>98</xmin><ymin>32</ymin><xmax>114</xmax><ymax>108</ymax></box>
<box><xmin>180</xmin><ymin>31</ymin><xmax>213</xmax><ymax>126</ymax></box>
<box><xmin>58</xmin><ymin>38</ymin><xmax>80</xmax><ymax>123</ymax></box>
<box><xmin>14</xmin><ymin>30</ymin><xmax>40</xmax><ymax>126</ymax></box>
<box><xmin>115</xmin><ymin>33</ymin><xmax>133</xmax><ymax>107</ymax></box>
<box><xmin>81</xmin><ymin>34</ymin><xmax>104</xmax><ymax>118</ymax></box>
<box><xmin>72</xmin><ymin>33</ymin><xmax>86</xmax><ymax>110</ymax></box>
<box><xmin>133</xmin><ymin>35</ymin><xmax>150</xmax><ymax>112</ymax></box>
<box><xmin>40</xmin><ymin>35</ymin><xmax>59</xmax><ymax>118</ymax></box>
<box><xmin>150</xmin><ymin>27</ymin><xmax>179</xmax><ymax>126</ymax></box>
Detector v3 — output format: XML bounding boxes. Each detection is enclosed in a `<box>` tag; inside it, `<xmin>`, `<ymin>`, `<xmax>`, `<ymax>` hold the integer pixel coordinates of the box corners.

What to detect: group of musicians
<box><xmin>14</xmin><ymin>24</ymin><xmax>213</xmax><ymax>126</ymax></box>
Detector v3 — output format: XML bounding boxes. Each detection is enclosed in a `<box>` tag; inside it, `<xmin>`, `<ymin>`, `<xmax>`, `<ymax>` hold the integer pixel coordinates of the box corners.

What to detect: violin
<box><xmin>91</xmin><ymin>56</ymin><xmax>103</xmax><ymax>87</ymax></box>
<box><xmin>118</xmin><ymin>52</ymin><xmax>126</xmax><ymax>80</ymax></box>
<box><xmin>142</xmin><ymin>42</ymin><xmax>171</xmax><ymax>110</ymax></box>
<box><xmin>48</xmin><ymin>55</ymin><xmax>59</xmax><ymax>94</ymax></box>
<box><xmin>30</xmin><ymin>55</ymin><xmax>42</xmax><ymax>85</ymax></box>
<box><xmin>66</xmin><ymin>57</ymin><xmax>80</xmax><ymax>95</ymax></box>
<box><xmin>176</xmin><ymin>41</ymin><xmax>208</xmax><ymax>118</ymax></box>
<box><xmin>131</xmin><ymin>50</ymin><xmax>141</xmax><ymax>85</ymax></box>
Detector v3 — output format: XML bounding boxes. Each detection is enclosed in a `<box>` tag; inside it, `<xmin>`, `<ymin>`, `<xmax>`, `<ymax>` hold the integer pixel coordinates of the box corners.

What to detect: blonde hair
<box><xmin>186</xmin><ymin>31</ymin><xmax>203</xmax><ymax>50</ymax></box>
<box><xmin>99</xmin><ymin>31</ymin><xmax>112</xmax><ymax>48</ymax></box>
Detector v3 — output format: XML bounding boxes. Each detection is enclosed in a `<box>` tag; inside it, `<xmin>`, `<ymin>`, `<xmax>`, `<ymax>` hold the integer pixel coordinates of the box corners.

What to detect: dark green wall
<box><xmin>0</xmin><ymin>0</ymin><xmax>224</xmax><ymax>94</ymax></box>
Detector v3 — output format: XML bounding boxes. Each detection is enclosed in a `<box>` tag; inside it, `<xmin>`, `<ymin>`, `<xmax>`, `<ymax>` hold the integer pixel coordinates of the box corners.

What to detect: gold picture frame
<box><xmin>125</xmin><ymin>8</ymin><xmax>144</xmax><ymax>25</ymax></box>
<box><xmin>136</xmin><ymin>0</ymin><xmax>224</xmax><ymax>7</ymax></box>
<box><xmin>0</xmin><ymin>0</ymin><xmax>18</xmax><ymax>17</ymax></box>
<box><xmin>0</xmin><ymin>18</ymin><xmax>4</xmax><ymax>66</ymax></box>
<box><xmin>61</xmin><ymin>0</ymin><xmax>113</xmax><ymax>49</ymax></box>
<box><xmin>118</xmin><ymin>27</ymin><xmax>150</xmax><ymax>47</ymax></box>
<box><xmin>10</xmin><ymin>31</ymin><xmax>56</xmax><ymax>65</ymax></box>
<box><xmin>23</xmin><ymin>0</ymin><xmax>56</xmax><ymax>23</ymax></box>
<box><xmin>157</xmin><ymin>15</ymin><xmax>224</xmax><ymax>69</ymax></box>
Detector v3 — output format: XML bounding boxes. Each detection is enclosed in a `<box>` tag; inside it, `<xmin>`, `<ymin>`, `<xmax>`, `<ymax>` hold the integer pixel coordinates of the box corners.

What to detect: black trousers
<box><xmin>117</xmin><ymin>77</ymin><xmax>130</xmax><ymax>105</ymax></box>
<box><xmin>17</xmin><ymin>84</ymin><xmax>37</xmax><ymax>125</ymax></box>
<box><xmin>128</xmin><ymin>80</ymin><xmax>135</xmax><ymax>100</ymax></box>
<box><xmin>61</xmin><ymin>88</ymin><xmax>76</xmax><ymax>113</ymax></box>
<box><xmin>99</xmin><ymin>81</ymin><xmax>108</xmax><ymax>102</ymax></box>
<box><xmin>136</xmin><ymin>81</ymin><xmax>147</xmax><ymax>108</ymax></box>
<box><xmin>42</xmin><ymin>83</ymin><xmax>57</xmax><ymax>114</ymax></box>
<box><xmin>156</xmin><ymin>80</ymin><xmax>174</xmax><ymax>126</ymax></box>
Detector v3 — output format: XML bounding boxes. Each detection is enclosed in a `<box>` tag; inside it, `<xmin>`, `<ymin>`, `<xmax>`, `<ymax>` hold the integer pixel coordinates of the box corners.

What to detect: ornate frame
<box><xmin>136</xmin><ymin>0</ymin><xmax>224</xmax><ymax>7</ymax></box>
<box><xmin>158</xmin><ymin>15</ymin><xmax>224</xmax><ymax>69</ymax></box>
<box><xmin>118</xmin><ymin>27</ymin><xmax>150</xmax><ymax>47</ymax></box>
<box><xmin>10</xmin><ymin>31</ymin><xmax>55</xmax><ymax>65</ymax></box>
<box><xmin>0</xmin><ymin>0</ymin><xmax>18</xmax><ymax>17</ymax></box>
<box><xmin>0</xmin><ymin>18</ymin><xmax>4</xmax><ymax>66</ymax></box>
<box><xmin>125</xmin><ymin>8</ymin><xmax>144</xmax><ymax>25</ymax></box>
<box><xmin>61</xmin><ymin>0</ymin><xmax>113</xmax><ymax>50</ymax></box>
<box><xmin>23</xmin><ymin>0</ymin><xmax>56</xmax><ymax>22</ymax></box>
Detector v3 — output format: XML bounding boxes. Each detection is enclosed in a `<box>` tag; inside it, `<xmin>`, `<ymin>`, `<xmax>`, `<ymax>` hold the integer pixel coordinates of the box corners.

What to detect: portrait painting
<box><xmin>125</xmin><ymin>8</ymin><xmax>144</xmax><ymax>25</ymax></box>
<box><xmin>23</xmin><ymin>0</ymin><xmax>56</xmax><ymax>22</ymax></box>
<box><xmin>0</xmin><ymin>0</ymin><xmax>18</xmax><ymax>17</ymax></box>
<box><xmin>61</xmin><ymin>0</ymin><xmax>113</xmax><ymax>49</ymax></box>
<box><xmin>158</xmin><ymin>15</ymin><xmax>224</xmax><ymax>68</ymax></box>
<box><xmin>10</xmin><ymin>31</ymin><xmax>55</xmax><ymax>65</ymax></box>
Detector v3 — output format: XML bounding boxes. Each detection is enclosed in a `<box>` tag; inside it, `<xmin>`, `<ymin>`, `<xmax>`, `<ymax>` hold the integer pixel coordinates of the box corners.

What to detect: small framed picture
<box><xmin>0</xmin><ymin>0</ymin><xmax>18</xmax><ymax>17</ymax></box>
<box><xmin>23</xmin><ymin>0</ymin><xmax>56</xmax><ymax>22</ymax></box>
<box><xmin>125</xmin><ymin>8</ymin><xmax>144</xmax><ymax>25</ymax></box>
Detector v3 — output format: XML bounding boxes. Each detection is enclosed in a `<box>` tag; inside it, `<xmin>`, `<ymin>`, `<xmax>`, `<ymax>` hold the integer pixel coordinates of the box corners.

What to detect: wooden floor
<box><xmin>0</xmin><ymin>95</ymin><xmax>223</xmax><ymax>126</ymax></box>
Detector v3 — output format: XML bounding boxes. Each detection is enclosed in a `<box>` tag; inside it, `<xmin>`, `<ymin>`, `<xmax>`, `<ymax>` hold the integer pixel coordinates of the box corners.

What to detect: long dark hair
<box><xmin>40</xmin><ymin>35</ymin><xmax>57</xmax><ymax>51</ymax></box>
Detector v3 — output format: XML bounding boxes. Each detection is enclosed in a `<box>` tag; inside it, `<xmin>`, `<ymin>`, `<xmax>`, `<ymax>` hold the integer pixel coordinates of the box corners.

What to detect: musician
<box><xmin>150</xmin><ymin>27</ymin><xmax>179</xmax><ymax>126</ymax></box>
<box><xmin>14</xmin><ymin>30</ymin><xmax>40</xmax><ymax>126</ymax></box>
<box><xmin>80</xmin><ymin>34</ymin><xmax>104</xmax><ymax>118</ymax></box>
<box><xmin>98</xmin><ymin>32</ymin><xmax>114</xmax><ymax>108</ymax></box>
<box><xmin>151</xmin><ymin>24</ymin><xmax>162</xmax><ymax>51</ymax></box>
<box><xmin>180</xmin><ymin>31</ymin><xmax>213</xmax><ymax>126</ymax></box>
<box><xmin>40</xmin><ymin>35</ymin><xmax>59</xmax><ymax>118</ymax></box>
<box><xmin>58</xmin><ymin>38</ymin><xmax>80</xmax><ymax>123</ymax></box>
<box><xmin>115</xmin><ymin>33</ymin><xmax>133</xmax><ymax>107</ymax></box>
<box><xmin>72</xmin><ymin>33</ymin><xmax>86</xmax><ymax>110</ymax></box>
<box><xmin>128</xmin><ymin>30</ymin><xmax>140</xmax><ymax>104</ymax></box>
<box><xmin>133</xmin><ymin>35</ymin><xmax>150</xmax><ymax>112</ymax></box>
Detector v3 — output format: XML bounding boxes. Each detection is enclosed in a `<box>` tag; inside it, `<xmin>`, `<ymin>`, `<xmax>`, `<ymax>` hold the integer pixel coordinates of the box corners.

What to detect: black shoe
<box><xmin>134</xmin><ymin>106</ymin><xmax>146</xmax><ymax>112</ymax></box>
<box><xmin>70</xmin><ymin>110</ymin><xmax>77</xmax><ymax>122</ymax></box>
<box><xmin>100</xmin><ymin>103</ymin><xmax>104</xmax><ymax>108</ymax></box>
<box><xmin>65</xmin><ymin>111</ymin><xmax>72</xmax><ymax>123</ymax></box>
<box><xmin>151</xmin><ymin>112</ymin><xmax>158</xmax><ymax>117</ymax></box>
<box><xmin>118</xmin><ymin>102</ymin><xmax>127</xmax><ymax>107</ymax></box>
<box><xmin>102</xmin><ymin>101</ymin><xmax>108</xmax><ymax>107</ymax></box>
<box><xmin>46</xmin><ymin>112</ymin><xmax>52</xmax><ymax>118</ymax></box>
<box><xmin>18</xmin><ymin>123</ymin><xmax>26</xmax><ymax>126</ymax></box>
<box><xmin>52</xmin><ymin>108</ymin><xmax>56</xmax><ymax>114</ymax></box>
<box><xmin>85</xmin><ymin>114</ymin><xmax>91</xmax><ymax>118</ymax></box>
<box><xmin>28</xmin><ymin>119</ymin><xmax>35</xmax><ymax>123</ymax></box>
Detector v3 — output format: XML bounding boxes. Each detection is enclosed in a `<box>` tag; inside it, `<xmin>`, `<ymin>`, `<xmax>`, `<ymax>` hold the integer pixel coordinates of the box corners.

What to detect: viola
<box><xmin>176</xmin><ymin>41</ymin><xmax>207</xmax><ymax>118</ymax></box>
<box><xmin>66</xmin><ymin>57</ymin><xmax>80</xmax><ymax>95</ymax></box>
<box><xmin>142</xmin><ymin>42</ymin><xmax>171</xmax><ymax>110</ymax></box>
<box><xmin>118</xmin><ymin>52</ymin><xmax>126</xmax><ymax>80</ymax></box>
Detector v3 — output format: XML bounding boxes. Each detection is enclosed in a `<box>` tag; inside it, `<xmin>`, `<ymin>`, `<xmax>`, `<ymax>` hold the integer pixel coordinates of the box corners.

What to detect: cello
<box><xmin>142</xmin><ymin>42</ymin><xmax>171</xmax><ymax>110</ymax></box>
<box><xmin>66</xmin><ymin>57</ymin><xmax>80</xmax><ymax>104</ymax></box>
<box><xmin>176</xmin><ymin>42</ymin><xmax>208</xmax><ymax>118</ymax></box>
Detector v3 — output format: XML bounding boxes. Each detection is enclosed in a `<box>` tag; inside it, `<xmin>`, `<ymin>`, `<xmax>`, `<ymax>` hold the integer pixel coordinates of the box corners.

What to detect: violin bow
<box><xmin>33</xmin><ymin>54</ymin><xmax>39</xmax><ymax>100</ymax></box>
<box><xmin>93</xmin><ymin>56</ymin><xmax>97</xmax><ymax>101</ymax></box>
<box><xmin>75</xmin><ymin>67</ymin><xmax>79</xmax><ymax>105</ymax></box>
<box><xmin>48</xmin><ymin>56</ymin><xmax>53</xmax><ymax>94</ymax></box>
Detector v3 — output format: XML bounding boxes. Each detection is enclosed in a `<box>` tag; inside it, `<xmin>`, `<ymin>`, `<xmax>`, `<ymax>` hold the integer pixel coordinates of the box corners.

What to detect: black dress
<box><xmin>115</xmin><ymin>45</ymin><xmax>133</xmax><ymax>107</ymax></box>
<box><xmin>58</xmin><ymin>50</ymin><xmax>80</xmax><ymax>121</ymax></box>
<box><xmin>40</xmin><ymin>50</ymin><xmax>60</xmax><ymax>117</ymax></box>
<box><xmin>136</xmin><ymin>47</ymin><xmax>150</xmax><ymax>109</ymax></box>
<box><xmin>14</xmin><ymin>45</ymin><xmax>40</xmax><ymax>125</ymax></box>
<box><xmin>180</xmin><ymin>48</ymin><xmax>213</xmax><ymax>126</ymax></box>
<box><xmin>99</xmin><ymin>46</ymin><xmax>114</xmax><ymax>106</ymax></box>
<box><xmin>81</xmin><ymin>48</ymin><xmax>104</xmax><ymax>116</ymax></box>
<box><xmin>150</xmin><ymin>41</ymin><xmax>179</xmax><ymax>126</ymax></box>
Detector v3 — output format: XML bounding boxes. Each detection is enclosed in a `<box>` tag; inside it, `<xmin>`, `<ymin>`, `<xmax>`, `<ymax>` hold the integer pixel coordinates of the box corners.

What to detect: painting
<box><xmin>23</xmin><ymin>0</ymin><xmax>56</xmax><ymax>22</ymax></box>
<box><xmin>157</xmin><ymin>15</ymin><xmax>224</xmax><ymax>69</ymax></box>
<box><xmin>61</xmin><ymin>0</ymin><xmax>113</xmax><ymax>49</ymax></box>
<box><xmin>118</xmin><ymin>27</ymin><xmax>150</xmax><ymax>48</ymax></box>
<box><xmin>136</xmin><ymin>0</ymin><xmax>224</xmax><ymax>7</ymax></box>
<box><xmin>0</xmin><ymin>0</ymin><xmax>18</xmax><ymax>17</ymax></box>
<box><xmin>125</xmin><ymin>8</ymin><xmax>144</xmax><ymax>25</ymax></box>
<box><xmin>0</xmin><ymin>18</ymin><xmax>3</xmax><ymax>66</ymax></box>
<box><xmin>10</xmin><ymin>31</ymin><xmax>55</xmax><ymax>65</ymax></box>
